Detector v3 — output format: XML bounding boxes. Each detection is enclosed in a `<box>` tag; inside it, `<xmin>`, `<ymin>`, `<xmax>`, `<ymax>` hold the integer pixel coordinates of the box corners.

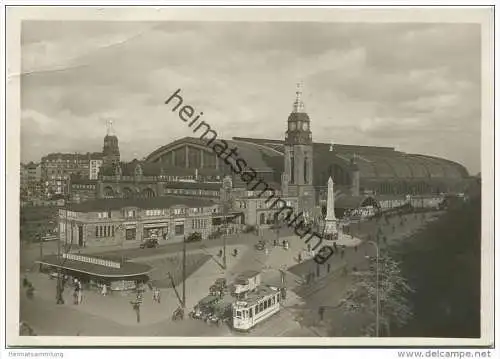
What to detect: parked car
<box><xmin>185</xmin><ymin>232</ymin><xmax>202</xmax><ymax>243</ymax></box>
<box><xmin>255</xmin><ymin>240</ymin><xmax>266</xmax><ymax>251</ymax></box>
<box><xmin>209</xmin><ymin>278</ymin><xmax>227</xmax><ymax>297</ymax></box>
<box><xmin>242</xmin><ymin>225</ymin><xmax>257</xmax><ymax>234</ymax></box>
<box><xmin>140</xmin><ymin>238</ymin><xmax>159</xmax><ymax>249</ymax></box>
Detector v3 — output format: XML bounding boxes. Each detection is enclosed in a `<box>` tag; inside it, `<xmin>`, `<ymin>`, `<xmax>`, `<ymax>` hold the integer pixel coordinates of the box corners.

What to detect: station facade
<box><xmin>68</xmin><ymin>85</ymin><xmax>473</xmax><ymax>231</ymax></box>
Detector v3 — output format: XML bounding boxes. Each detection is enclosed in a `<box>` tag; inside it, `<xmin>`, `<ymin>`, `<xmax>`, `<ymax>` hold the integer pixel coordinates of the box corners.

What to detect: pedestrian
<box><xmin>78</xmin><ymin>288</ymin><xmax>83</xmax><ymax>304</ymax></box>
<box><xmin>101</xmin><ymin>284</ymin><xmax>107</xmax><ymax>296</ymax></box>
<box><xmin>318</xmin><ymin>306</ymin><xmax>325</xmax><ymax>321</ymax></box>
<box><xmin>333</xmin><ymin>242</ymin><xmax>337</xmax><ymax>253</ymax></box>
<box><xmin>156</xmin><ymin>289</ymin><xmax>161</xmax><ymax>304</ymax></box>
<box><xmin>133</xmin><ymin>302</ymin><xmax>141</xmax><ymax>323</ymax></box>
<box><xmin>73</xmin><ymin>289</ymin><xmax>79</xmax><ymax>305</ymax></box>
<box><xmin>354</xmin><ymin>245</ymin><xmax>358</xmax><ymax>252</ymax></box>
<box><xmin>298</xmin><ymin>253</ymin><xmax>302</xmax><ymax>263</ymax></box>
<box><xmin>152</xmin><ymin>288</ymin><xmax>157</xmax><ymax>303</ymax></box>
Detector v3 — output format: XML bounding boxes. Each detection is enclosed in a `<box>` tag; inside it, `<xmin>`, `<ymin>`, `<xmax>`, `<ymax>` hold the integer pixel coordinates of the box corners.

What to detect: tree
<box><xmin>392</xmin><ymin>195</ymin><xmax>481</xmax><ymax>337</ymax></box>
<box><xmin>339</xmin><ymin>251</ymin><xmax>414</xmax><ymax>336</ymax></box>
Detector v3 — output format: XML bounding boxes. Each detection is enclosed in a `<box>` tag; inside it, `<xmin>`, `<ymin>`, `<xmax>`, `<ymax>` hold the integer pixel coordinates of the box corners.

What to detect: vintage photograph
<box><xmin>7</xmin><ymin>6</ymin><xmax>493</xmax><ymax>346</ymax></box>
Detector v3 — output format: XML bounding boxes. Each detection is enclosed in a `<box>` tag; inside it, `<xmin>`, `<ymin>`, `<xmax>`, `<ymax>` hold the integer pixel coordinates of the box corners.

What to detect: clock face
<box><xmin>303</xmin><ymin>122</ymin><xmax>309</xmax><ymax>131</ymax></box>
<box><xmin>297</xmin><ymin>121</ymin><xmax>302</xmax><ymax>130</ymax></box>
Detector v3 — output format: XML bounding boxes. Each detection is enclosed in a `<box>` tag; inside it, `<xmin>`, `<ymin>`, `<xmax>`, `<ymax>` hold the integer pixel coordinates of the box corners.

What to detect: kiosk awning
<box><xmin>36</xmin><ymin>254</ymin><xmax>152</xmax><ymax>278</ymax></box>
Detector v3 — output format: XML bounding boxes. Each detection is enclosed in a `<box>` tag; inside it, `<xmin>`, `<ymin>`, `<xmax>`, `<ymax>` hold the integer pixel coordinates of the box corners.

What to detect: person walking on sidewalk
<box><xmin>155</xmin><ymin>288</ymin><xmax>161</xmax><ymax>304</ymax></box>
<box><xmin>73</xmin><ymin>289</ymin><xmax>79</xmax><ymax>305</ymax></box>
<box><xmin>78</xmin><ymin>288</ymin><xmax>83</xmax><ymax>304</ymax></box>
<box><xmin>132</xmin><ymin>301</ymin><xmax>141</xmax><ymax>323</ymax></box>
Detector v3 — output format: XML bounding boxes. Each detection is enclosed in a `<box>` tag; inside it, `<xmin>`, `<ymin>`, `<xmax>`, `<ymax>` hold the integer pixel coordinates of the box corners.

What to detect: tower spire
<box><xmin>293</xmin><ymin>81</ymin><xmax>305</xmax><ymax>113</ymax></box>
<box><xmin>106</xmin><ymin>119</ymin><xmax>115</xmax><ymax>136</ymax></box>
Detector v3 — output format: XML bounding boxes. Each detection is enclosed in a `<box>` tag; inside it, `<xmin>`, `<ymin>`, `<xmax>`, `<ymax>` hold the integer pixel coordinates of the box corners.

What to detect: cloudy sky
<box><xmin>21</xmin><ymin>21</ymin><xmax>481</xmax><ymax>174</ymax></box>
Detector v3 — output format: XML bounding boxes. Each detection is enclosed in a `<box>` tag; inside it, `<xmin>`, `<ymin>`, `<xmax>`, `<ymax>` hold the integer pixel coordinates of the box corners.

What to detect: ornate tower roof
<box><xmin>293</xmin><ymin>81</ymin><xmax>305</xmax><ymax>113</ymax></box>
<box><xmin>102</xmin><ymin>119</ymin><xmax>120</xmax><ymax>166</ymax></box>
<box><xmin>285</xmin><ymin>82</ymin><xmax>312</xmax><ymax>145</ymax></box>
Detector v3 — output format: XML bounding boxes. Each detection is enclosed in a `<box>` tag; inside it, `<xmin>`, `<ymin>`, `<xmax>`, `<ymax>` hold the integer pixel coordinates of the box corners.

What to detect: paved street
<box><xmin>289</xmin><ymin>211</ymin><xmax>444</xmax><ymax>336</ymax></box>
<box><xmin>19</xmin><ymin>211</ymin><xmax>443</xmax><ymax>337</ymax></box>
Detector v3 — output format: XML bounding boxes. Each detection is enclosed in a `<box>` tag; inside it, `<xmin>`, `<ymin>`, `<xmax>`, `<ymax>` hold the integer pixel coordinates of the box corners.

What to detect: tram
<box><xmin>232</xmin><ymin>285</ymin><xmax>281</xmax><ymax>331</ymax></box>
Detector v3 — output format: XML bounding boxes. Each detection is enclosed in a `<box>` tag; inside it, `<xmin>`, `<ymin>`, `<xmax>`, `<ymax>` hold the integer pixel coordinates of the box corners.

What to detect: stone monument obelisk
<box><xmin>324</xmin><ymin>176</ymin><xmax>338</xmax><ymax>236</ymax></box>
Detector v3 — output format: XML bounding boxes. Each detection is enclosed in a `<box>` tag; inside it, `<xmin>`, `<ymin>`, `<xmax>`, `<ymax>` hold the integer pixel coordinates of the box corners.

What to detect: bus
<box><xmin>232</xmin><ymin>285</ymin><xmax>281</xmax><ymax>331</ymax></box>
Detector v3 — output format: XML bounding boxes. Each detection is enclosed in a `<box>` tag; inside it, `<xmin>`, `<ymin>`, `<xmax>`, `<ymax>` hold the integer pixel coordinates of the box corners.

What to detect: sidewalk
<box><xmin>23</xmin><ymin>244</ymin><xmax>249</xmax><ymax>326</ymax></box>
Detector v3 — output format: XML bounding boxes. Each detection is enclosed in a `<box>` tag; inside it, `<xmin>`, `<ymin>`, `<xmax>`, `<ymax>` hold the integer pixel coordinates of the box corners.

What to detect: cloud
<box><xmin>20</xmin><ymin>21</ymin><xmax>482</xmax><ymax>174</ymax></box>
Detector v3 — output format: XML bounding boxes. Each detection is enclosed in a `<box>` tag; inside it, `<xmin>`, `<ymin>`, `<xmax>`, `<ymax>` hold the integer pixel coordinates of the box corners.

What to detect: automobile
<box><xmin>255</xmin><ymin>240</ymin><xmax>266</xmax><ymax>251</ymax></box>
<box><xmin>185</xmin><ymin>232</ymin><xmax>202</xmax><ymax>243</ymax></box>
<box><xmin>206</xmin><ymin>302</ymin><xmax>232</xmax><ymax>326</ymax></box>
<box><xmin>318</xmin><ymin>246</ymin><xmax>333</xmax><ymax>257</ymax></box>
<box><xmin>209</xmin><ymin>278</ymin><xmax>227</xmax><ymax>297</ymax></box>
<box><xmin>190</xmin><ymin>295</ymin><xmax>221</xmax><ymax>320</ymax></box>
<box><xmin>140</xmin><ymin>238</ymin><xmax>159</xmax><ymax>249</ymax></box>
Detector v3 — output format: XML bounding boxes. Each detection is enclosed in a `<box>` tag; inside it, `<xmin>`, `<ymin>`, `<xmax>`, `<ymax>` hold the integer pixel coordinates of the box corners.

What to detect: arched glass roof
<box><xmin>143</xmin><ymin>137</ymin><xmax>469</xmax><ymax>181</ymax></box>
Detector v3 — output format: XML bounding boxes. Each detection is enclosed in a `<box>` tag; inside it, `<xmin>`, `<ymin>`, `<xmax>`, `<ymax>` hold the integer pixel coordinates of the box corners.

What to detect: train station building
<box><xmin>68</xmin><ymin>85</ymin><xmax>474</xmax><ymax>230</ymax></box>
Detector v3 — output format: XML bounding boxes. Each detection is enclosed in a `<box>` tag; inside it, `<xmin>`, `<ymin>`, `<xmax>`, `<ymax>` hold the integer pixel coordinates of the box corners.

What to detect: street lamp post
<box><xmin>182</xmin><ymin>235</ymin><xmax>186</xmax><ymax>309</ymax></box>
<box><xmin>367</xmin><ymin>240</ymin><xmax>380</xmax><ymax>337</ymax></box>
<box><xmin>38</xmin><ymin>233</ymin><xmax>43</xmax><ymax>272</ymax></box>
<box><xmin>223</xmin><ymin>217</ymin><xmax>227</xmax><ymax>270</ymax></box>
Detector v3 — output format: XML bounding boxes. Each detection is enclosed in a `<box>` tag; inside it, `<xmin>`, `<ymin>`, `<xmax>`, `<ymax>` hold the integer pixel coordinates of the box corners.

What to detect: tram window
<box><xmin>268</xmin><ymin>299</ymin><xmax>271</xmax><ymax>307</ymax></box>
<box><xmin>236</xmin><ymin>311</ymin><xmax>242</xmax><ymax>318</ymax></box>
<box><xmin>259</xmin><ymin>303</ymin><xmax>264</xmax><ymax>312</ymax></box>
<box><xmin>272</xmin><ymin>297</ymin><xmax>275</xmax><ymax>305</ymax></box>
<box><xmin>277</xmin><ymin>293</ymin><xmax>280</xmax><ymax>302</ymax></box>
<box><xmin>249</xmin><ymin>308</ymin><xmax>253</xmax><ymax>318</ymax></box>
<box><xmin>264</xmin><ymin>301</ymin><xmax>268</xmax><ymax>310</ymax></box>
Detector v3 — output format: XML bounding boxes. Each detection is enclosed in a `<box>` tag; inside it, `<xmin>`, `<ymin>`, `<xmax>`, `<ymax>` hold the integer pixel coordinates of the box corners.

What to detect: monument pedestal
<box><xmin>324</xmin><ymin>219</ymin><xmax>337</xmax><ymax>236</ymax></box>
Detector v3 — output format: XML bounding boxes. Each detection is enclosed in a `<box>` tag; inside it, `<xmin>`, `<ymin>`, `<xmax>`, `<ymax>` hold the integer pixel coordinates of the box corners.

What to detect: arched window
<box><xmin>104</xmin><ymin>186</ymin><xmax>114</xmax><ymax>198</ymax></box>
<box><xmin>142</xmin><ymin>188</ymin><xmax>155</xmax><ymax>198</ymax></box>
<box><xmin>123</xmin><ymin>187</ymin><xmax>134</xmax><ymax>199</ymax></box>
<box><xmin>304</xmin><ymin>156</ymin><xmax>308</xmax><ymax>184</ymax></box>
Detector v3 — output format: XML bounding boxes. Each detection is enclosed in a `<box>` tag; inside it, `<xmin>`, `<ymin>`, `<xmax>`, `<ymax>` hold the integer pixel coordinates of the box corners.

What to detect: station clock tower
<box><xmin>282</xmin><ymin>83</ymin><xmax>315</xmax><ymax>218</ymax></box>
